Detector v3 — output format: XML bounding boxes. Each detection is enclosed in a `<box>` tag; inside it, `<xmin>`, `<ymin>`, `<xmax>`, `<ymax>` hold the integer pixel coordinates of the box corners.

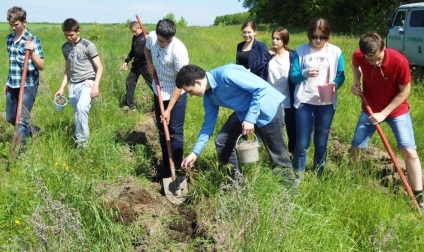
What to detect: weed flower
<box><xmin>15</xmin><ymin>220</ymin><xmax>21</xmax><ymax>226</ymax></box>
<box><xmin>54</xmin><ymin>161</ymin><xmax>58</xmax><ymax>166</ymax></box>
<box><xmin>24</xmin><ymin>177</ymin><xmax>84</xmax><ymax>250</ymax></box>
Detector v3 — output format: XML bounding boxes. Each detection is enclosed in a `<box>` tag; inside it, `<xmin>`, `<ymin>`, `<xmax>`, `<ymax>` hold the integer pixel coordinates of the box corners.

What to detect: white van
<box><xmin>387</xmin><ymin>2</ymin><xmax>424</xmax><ymax>66</ymax></box>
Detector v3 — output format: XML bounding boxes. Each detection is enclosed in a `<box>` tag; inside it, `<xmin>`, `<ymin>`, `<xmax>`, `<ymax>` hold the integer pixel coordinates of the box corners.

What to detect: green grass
<box><xmin>1</xmin><ymin>23</ymin><xmax>424</xmax><ymax>251</ymax></box>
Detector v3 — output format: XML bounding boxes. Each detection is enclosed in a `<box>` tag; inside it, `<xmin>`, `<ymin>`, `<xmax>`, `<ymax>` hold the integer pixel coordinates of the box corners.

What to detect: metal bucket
<box><xmin>235</xmin><ymin>134</ymin><xmax>260</xmax><ymax>163</ymax></box>
<box><xmin>54</xmin><ymin>96</ymin><xmax>68</xmax><ymax>112</ymax></box>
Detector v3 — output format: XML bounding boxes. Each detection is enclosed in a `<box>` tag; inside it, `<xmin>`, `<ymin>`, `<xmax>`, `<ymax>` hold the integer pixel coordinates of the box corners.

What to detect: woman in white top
<box><xmin>265</xmin><ymin>27</ymin><xmax>296</xmax><ymax>155</ymax></box>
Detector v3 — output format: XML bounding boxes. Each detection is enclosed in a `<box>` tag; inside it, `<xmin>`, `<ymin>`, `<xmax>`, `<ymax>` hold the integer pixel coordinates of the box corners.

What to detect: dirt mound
<box><xmin>329</xmin><ymin>138</ymin><xmax>424</xmax><ymax>190</ymax></box>
<box><xmin>96</xmin><ymin>176</ymin><xmax>199</xmax><ymax>251</ymax></box>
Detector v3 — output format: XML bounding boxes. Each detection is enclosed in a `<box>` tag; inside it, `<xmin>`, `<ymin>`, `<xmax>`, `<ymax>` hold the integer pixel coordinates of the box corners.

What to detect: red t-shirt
<box><xmin>352</xmin><ymin>48</ymin><xmax>411</xmax><ymax>118</ymax></box>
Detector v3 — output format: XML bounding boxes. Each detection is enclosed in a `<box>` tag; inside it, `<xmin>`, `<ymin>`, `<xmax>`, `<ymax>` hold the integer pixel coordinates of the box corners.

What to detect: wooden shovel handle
<box><xmin>359</xmin><ymin>94</ymin><xmax>419</xmax><ymax>210</ymax></box>
<box><xmin>15</xmin><ymin>36</ymin><xmax>33</xmax><ymax>125</ymax></box>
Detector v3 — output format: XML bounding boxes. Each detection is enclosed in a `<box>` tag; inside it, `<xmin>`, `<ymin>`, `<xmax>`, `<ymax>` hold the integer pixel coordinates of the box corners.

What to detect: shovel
<box><xmin>9</xmin><ymin>36</ymin><xmax>33</xmax><ymax>163</ymax></box>
<box><xmin>136</xmin><ymin>15</ymin><xmax>188</xmax><ymax>205</ymax></box>
<box><xmin>359</xmin><ymin>94</ymin><xmax>420</xmax><ymax>210</ymax></box>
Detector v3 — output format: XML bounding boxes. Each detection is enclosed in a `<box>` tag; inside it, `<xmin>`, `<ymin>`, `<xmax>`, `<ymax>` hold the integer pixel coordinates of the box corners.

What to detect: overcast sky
<box><xmin>1</xmin><ymin>0</ymin><xmax>247</xmax><ymax>26</ymax></box>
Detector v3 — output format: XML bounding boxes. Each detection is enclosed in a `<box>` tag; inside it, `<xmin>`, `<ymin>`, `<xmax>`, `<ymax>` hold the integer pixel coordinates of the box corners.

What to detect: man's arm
<box><xmin>144</xmin><ymin>47</ymin><xmax>155</xmax><ymax>78</ymax></box>
<box><xmin>351</xmin><ymin>64</ymin><xmax>363</xmax><ymax>96</ymax></box>
<box><xmin>55</xmin><ymin>60</ymin><xmax>70</xmax><ymax>97</ymax></box>
<box><xmin>371</xmin><ymin>83</ymin><xmax>410</xmax><ymax>124</ymax></box>
<box><xmin>26</xmin><ymin>41</ymin><xmax>44</xmax><ymax>71</ymax></box>
<box><xmin>91</xmin><ymin>56</ymin><xmax>104</xmax><ymax>98</ymax></box>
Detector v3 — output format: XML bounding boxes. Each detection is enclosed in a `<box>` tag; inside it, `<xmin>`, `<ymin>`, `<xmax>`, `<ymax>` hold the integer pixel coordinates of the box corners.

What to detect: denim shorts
<box><xmin>351</xmin><ymin>112</ymin><xmax>416</xmax><ymax>149</ymax></box>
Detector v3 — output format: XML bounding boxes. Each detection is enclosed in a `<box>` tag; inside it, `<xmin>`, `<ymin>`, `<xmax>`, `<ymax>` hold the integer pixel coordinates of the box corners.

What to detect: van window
<box><xmin>410</xmin><ymin>10</ymin><xmax>424</xmax><ymax>27</ymax></box>
<box><xmin>393</xmin><ymin>10</ymin><xmax>406</xmax><ymax>26</ymax></box>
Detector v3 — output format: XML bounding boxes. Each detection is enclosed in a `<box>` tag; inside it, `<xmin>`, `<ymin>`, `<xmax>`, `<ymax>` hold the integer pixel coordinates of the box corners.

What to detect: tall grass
<box><xmin>0</xmin><ymin>22</ymin><xmax>424</xmax><ymax>251</ymax></box>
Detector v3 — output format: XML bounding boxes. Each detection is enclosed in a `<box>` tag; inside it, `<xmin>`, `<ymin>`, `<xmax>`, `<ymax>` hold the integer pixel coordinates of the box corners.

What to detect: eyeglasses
<box><xmin>311</xmin><ymin>35</ymin><xmax>327</xmax><ymax>41</ymax></box>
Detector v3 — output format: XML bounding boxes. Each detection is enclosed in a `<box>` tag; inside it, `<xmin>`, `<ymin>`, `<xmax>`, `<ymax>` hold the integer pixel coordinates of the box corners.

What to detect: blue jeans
<box><xmin>293</xmin><ymin>103</ymin><xmax>335</xmax><ymax>176</ymax></box>
<box><xmin>69</xmin><ymin>80</ymin><xmax>93</xmax><ymax>144</ymax></box>
<box><xmin>154</xmin><ymin>92</ymin><xmax>187</xmax><ymax>176</ymax></box>
<box><xmin>6</xmin><ymin>85</ymin><xmax>38</xmax><ymax>139</ymax></box>
<box><xmin>351</xmin><ymin>112</ymin><xmax>416</xmax><ymax>149</ymax></box>
<box><xmin>215</xmin><ymin>105</ymin><xmax>293</xmax><ymax>174</ymax></box>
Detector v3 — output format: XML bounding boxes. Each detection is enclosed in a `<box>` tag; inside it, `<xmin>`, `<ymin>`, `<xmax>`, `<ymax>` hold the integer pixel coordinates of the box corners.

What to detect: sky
<box><xmin>1</xmin><ymin>0</ymin><xmax>247</xmax><ymax>26</ymax></box>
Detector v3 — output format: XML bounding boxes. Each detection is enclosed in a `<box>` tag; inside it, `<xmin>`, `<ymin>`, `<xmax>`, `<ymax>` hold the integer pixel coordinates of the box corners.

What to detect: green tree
<box><xmin>214</xmin><ymin>12</ymin><xmax>252</xmax><ymax>26</ymax></box>
<box><xmin>239</xmin><ymin>0</ymin><xmax>420</xmax><ymax>35</ymax></box>
<box><xmin>165</xmin><ymin>13</ymin><xmax>188</xmax><ymax>27</ymax></box>
<box><xmin>165</xmin><ymin>13</ymin><xmax>176</xmax><ymax>23</ymax></box>
<box><xmin>177</xmin><ymin>17</ymin><xmax>188</xmax><ymax>28</ymax></box>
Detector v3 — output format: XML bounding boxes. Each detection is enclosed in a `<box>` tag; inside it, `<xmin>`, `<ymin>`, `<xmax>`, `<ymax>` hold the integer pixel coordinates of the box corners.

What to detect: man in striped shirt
<box><xmin>145</xmin><ymin>18</ymin><xmax>189</xmax><ymax>179</ymax></box>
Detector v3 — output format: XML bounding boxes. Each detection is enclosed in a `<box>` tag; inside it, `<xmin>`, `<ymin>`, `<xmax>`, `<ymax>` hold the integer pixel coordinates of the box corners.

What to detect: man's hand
<box><xmin>241</xmin><ymin>121</ymin><xmax>255</xmax><ymax>136</ymax></box>
<box><xmin>122</xmin><ymin>62</ymin><xmax>128</xmax><ymax>70</ymax></box>
<box><xmin>368</xmin><ymin>112</ymin><xmax>387</xmax><ymax>125</ymax></box>
<box><xmin>25</xmin><ymin>41</ymin><xmax>35</xmax><ymax>51</ymax></box>
<box><xmin>54</xmin><ymin>88</ymin><xmax>64</xmax><ymax>97</ymax></box>
<box><xmin>161</xmin><ymin>109</ymin><xmax>171</xmax><ymax>126</ymax></box>
<box><xmin>181</xmin><ymin>152</ymin><xmax>198</xmax><ymax>171</ymax></box>
<box><xmin>91</xmin><ymin>87</ymin><xmax>100</xmax><ymax>98</ymax></box>
<box><xmin>351</xmin><ymin>81</ymin><xmax>363</xmax><ymax>96</ymax></box>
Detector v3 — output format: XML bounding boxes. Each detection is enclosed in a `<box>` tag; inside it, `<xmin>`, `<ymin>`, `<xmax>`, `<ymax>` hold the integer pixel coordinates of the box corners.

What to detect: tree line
<box><xmin>215</xmin><ymin>0</ymin><xmax>423</xmax><ymax>35</ymax></box>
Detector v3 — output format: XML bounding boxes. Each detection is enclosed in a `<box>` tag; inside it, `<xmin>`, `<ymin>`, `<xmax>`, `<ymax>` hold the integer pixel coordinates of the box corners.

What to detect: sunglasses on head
<box><xmin>311</xmin><ymin>35</ymin><xmax>327</xmax><ymax>40</ymax></box>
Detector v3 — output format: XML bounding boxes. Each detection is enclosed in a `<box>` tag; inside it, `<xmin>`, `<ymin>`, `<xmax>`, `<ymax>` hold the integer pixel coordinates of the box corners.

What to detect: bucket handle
<box><xmin>236</xmin><ymin>133</ymin><xmax>258</xmax><ymax>148</ymax></box>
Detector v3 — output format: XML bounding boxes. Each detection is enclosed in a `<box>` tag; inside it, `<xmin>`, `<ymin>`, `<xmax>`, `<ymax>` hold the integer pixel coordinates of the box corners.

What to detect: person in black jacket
<box><xmin>122</xmin><ymin>21</ymin><xmax>153</xmax><ymax>110</ymax></box>
<box><xmin>236</xmin><ymin>20</ymin><xmax>270</xmax><ymax>79</ymax></box>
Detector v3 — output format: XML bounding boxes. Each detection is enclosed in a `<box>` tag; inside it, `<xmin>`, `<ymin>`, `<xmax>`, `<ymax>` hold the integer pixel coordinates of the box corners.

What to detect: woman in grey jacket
<box><xmin>289</xmin><ymin>18</ymin><xmax>345</xmax><ymax>179</ymax></box>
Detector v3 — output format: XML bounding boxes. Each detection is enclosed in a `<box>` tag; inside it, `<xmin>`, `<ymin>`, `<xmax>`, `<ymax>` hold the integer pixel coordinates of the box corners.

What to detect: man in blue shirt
<box><xmin>176</xmin><ymin>64</ymin><xmax>293</xmax><ymax>177</ymax></box>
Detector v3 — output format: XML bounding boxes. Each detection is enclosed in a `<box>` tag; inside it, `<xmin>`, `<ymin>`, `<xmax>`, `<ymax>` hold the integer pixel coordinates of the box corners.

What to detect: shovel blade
<box><xmin>162</xmin><ymin>176</ymin><xmax>189</xmax><ymax>205</ymax></box>
<box><xmin>10</xmin><ymin>133</ymin><xmax>22</xmax><ymax>161</ymax></box>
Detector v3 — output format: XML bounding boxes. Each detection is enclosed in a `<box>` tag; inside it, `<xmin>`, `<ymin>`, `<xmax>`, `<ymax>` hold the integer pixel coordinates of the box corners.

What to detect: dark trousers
<box><xmin>125</xmin><ymin>64</ymin><xmax>153</xmax><ymax>107</ymax></box>
<box><xmin>215</xmin><ymin>105</ymin><xmax>293</xmax><ymax>173</ymax></box>
<box><xmin>154</xmin><ymin>92</ymin><xmax>187</xmax><ymax>177</ymax></box>
<box><xmin>284</xmin><ymin>107</ymin><xmax>296</xmax><ymax>154</ymax></box>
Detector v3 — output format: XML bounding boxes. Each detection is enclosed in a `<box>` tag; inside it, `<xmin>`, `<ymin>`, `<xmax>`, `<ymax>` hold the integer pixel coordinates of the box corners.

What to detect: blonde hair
<box><xmin>128</xmin><ymin>21</ymin><xmax>140</xmax><ymax>29</ymax></box>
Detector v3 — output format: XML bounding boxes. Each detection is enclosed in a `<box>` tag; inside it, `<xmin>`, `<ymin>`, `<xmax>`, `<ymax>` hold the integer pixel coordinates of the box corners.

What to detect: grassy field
<box><xmin>1</xmin><ymin>22</ymin><xmax>424</xmax><ymax>251</ymax></box>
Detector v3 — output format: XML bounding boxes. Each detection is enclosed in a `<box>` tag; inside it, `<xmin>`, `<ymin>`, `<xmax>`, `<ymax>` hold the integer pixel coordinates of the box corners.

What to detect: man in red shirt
<box><xmin>351</xmin><ymin>32</ymin><xmax>423</xmax><ymax>210</ymax></box>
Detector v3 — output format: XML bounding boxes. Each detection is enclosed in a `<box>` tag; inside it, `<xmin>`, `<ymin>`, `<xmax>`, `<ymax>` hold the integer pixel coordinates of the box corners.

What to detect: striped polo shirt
<box><xmin>146</xmin><ymin>31</ymin><xmax>189</xmax><ymax>100</ymax></box>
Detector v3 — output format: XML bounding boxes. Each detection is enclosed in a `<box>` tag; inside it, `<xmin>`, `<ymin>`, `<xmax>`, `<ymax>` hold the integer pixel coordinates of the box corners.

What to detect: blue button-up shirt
<box><xmin>6</xmin><ymin>29</ymin><xmax>44</xmax><ymax>88</ymax></box>
<box><xmin>192</xmin><ymin>64</ymin><xmax>284</xmax><ymax>155</ymax></box>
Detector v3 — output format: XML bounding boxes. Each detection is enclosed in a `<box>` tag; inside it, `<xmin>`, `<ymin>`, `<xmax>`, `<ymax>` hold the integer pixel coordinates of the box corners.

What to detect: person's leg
<box><xmin>139</xmin><ymin>64</ymin><xmax>154</xmax><ymax>93</ymax></box>
<box><xmin>6</xmin><ymin>86</ymin><xmax>19</xmax><ymax>126</ymax></box>
<box><xmin>215</xmin><ymin>112</ymin><xmax>242</xmax><ymax>175</ymax></box>
<box><xmin>168</xmin><ymin>93</ymin><xmax>187</xmax><ymax>170</ymax></box>
<box><xmin>284</xmin><ymin>107</ymin><xmax>296</xmax><ymax>155</ymax></box>
<box><xmin>312</xmin><ymin>105</ymin><xmax>335</xmax><ymax>176</ymax></box>
<box><xmin>125</xmin><ymin>68</ymin><xmax>139</xmax><ymax>108</ymax></box>
<box><xmin>257</xmin><ymin>105</ymin><xmax>292</xmax><ymax>169</ymax></box>
<box><xmin>387</xmin><ymin>113</ymin><xmax>423</xmax><ymax>193</ymax></box>
<box><xmin>69</xmin><ymin>81</ymin><xmax>92</xmax><ymax>145</ymax></box>
<box><xmin>6</xmin><ymin>86</ymin><xmax>38</xmax><ymax>141</ymax></box>
<box><xmin>350</xmin><ymin>111</ymin><xmax>376</xmax><ymax>162</ymax></box>
<box><xmin>293</xmin><ymin>103</ymin><xmax>314</xmax><ymax>172</ymax></box>
<box><xmin>154</xmin><ymin>94</ymin><xmax>171</xmax><ymax>177</ymax></box>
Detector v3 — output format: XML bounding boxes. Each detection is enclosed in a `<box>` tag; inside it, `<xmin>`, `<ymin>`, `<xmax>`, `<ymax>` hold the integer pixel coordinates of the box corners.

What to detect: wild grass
<box><xmin>1</xmin><ymin>22</ymin><xmax>424</xmax><ymax>251</ymax></box>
